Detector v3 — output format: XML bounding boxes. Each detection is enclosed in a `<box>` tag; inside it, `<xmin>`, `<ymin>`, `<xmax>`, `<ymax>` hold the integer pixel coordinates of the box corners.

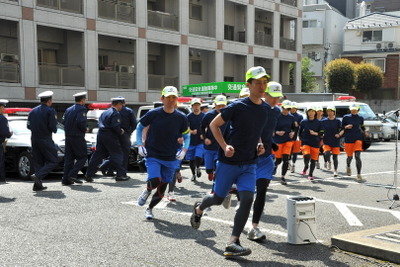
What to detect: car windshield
<box><xmin>358</xmin><ymin>104</ymin><xmax>379</xmax><ymax>120</ymax></box>
<box><xmin>9</xmin><ymin>119</ymin><xmax>65</xmax><ymax>135</ymax></box>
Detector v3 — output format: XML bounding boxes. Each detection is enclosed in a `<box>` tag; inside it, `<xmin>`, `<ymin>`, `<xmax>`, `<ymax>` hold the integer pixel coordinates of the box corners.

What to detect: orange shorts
<box><xmin>292</xmin><ymin>140</ymin><xmax>301</xmax><ymax>153</ymax></box>
<box><xmin>323</xmin><ymin>145</ymin><xmax>340</xmax><ymax>155</ymax></box>
<box><xmin>301</xmin><ymin>145</ymin><xmax>320</xmax><ymax>161</ymax></box>
<box><xmin>273</xmin><ymin>141</ymin><xmax>293</xmax><ymax>158</ymax></box>
<box><xmin>344</xmin><ymin>140</ymin><xmax>363</xmax><ymax>157</ymax></box>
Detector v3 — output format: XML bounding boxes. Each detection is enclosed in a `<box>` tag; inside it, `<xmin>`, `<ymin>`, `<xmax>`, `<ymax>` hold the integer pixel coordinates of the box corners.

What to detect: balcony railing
<box><xmin>281</xmin><ymin>0</ymin><xmax>297</xmax><ymax>7</ymax></box>
<box><xmin>255</xmin><ymin>32</ymin><xmax>273</xmax><ymax>47</ymax></box>
<box><xmin>98</xmin><ymin>0</ymin><xmax>135</xmax><ymax>24</ymax></box>
<box><xmin>148</xmin><ymin>10</ymin><xmax>179</xmax><ymax>31</ymax></box>
<box><xmin>282</xmin><ymin>85</ymin><xmax>295</xmax><ymax>93</ymax></box>
<box><xmin>280</xmin><ymin>37</ymin><xmax>296</xmax><ymax>51</ymax></box>
<box><xmin>148</xmin><ymin>74</ymin><xmax>178</xmax><ymax>90</ymax></box>
<box><xmin>37</xmin><ymin>0</ymin><xmax>83</xmax><ymax>14</ymax></box>
<box><xmin>99</xmin><ymin>71</ymin><xmax>135</xmax><ymax>89</ymax></box>
<box><xmin>0</xmin><ymin>63</ymin><xmax>20</xmax><ymax>83</ymax></box>
<box><xmin>39</xmin><ymin>64</ymin><xmax>84</xmax><ymax>86</ymax></box>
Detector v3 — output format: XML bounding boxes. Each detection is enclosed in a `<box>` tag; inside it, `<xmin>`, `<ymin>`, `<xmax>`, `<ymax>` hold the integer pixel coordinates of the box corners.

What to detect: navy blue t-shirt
<box><xmin>140</xmin><ymin>107</ymin><xmax>189</xmax><ymax>161</ymax></box>
<box><xmin>299</xmin><ymin>118</ymin><xmax>323</xmax><ymax>148</ymax></box>
<box><xmin>291</xmin><ymin>111</ymin><xmax>303</xmax><ymax>140</ymax></box>
<box><xmin>260</xmin><ymin>105</ymin><xmax>280</xmax><ymax>157</ymax></box>
<box><xmin>187</xmin><ymin>112</ymin><xmax>205</xmax><ymax>146</ymax></box>
<box><xmin>342</xmin><ymin>114</ymin><xmax>364</xmax><ymax>143</ymax></box>
<box><xmin>201</xmin><ymin>110</ymin><xmax>228</xmax><ymax>151</ymax></box>
<box><xmin>273</xmin><ymin>113</ymin><xmax>295</xmax><ymax>144</ymax></box>
<box><xmin>98</xmin><ymin>107</ymin><xmax>122</xmax><ymax>136</ymax></box>
<box><xmin>27</xmin><ymin>104</ymin><xmax>58</xmax><ymax>139</ymax></box>
<box><xmin>321</xmin><ymin>117</ymin><xmax>341</xmax><ymax>147</ymax></box>
<box><xmin>219</xmin><ymin>97</ymin><xmax>269</xmax><ymax>165</ymax></box>
<box><xmin>62</xmin><ymin>104</ymin><xmax>87</xmax><ymax>137</ymax></box>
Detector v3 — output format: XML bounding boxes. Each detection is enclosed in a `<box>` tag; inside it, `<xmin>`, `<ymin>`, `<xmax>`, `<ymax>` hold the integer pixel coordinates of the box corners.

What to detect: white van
<box><xmin>296</xmin><ymin>97</ymin><xmax>383</xmax><ymax>150</ymax></box>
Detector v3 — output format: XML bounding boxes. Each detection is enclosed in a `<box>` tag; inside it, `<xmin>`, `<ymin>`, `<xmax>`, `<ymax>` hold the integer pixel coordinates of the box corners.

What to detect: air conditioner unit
<box><xmin>376</xmin><ymin>43</ymin><xmax>383</xmax><ymax>51</ymax></box>
<box><xmin>119</xmin><ymin>65</ymin><xmax>134</xmax><ymax>73</ymax></box>
<box><xmin>386</xmin><ymin>42</ymin><xmax>396</xmax><ymax>51</ymax></box>
<box><xmin>1</xmin><ymin>53</ymin><xmax>18</xmax><ymax>63</ymax></box>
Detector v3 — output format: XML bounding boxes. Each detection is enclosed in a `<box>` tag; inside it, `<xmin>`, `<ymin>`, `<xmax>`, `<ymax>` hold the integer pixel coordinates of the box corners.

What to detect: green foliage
<box><xmin>324</xmin><ymin>58</ymin><xmax>355</xmax><ymax>93</ymax></box>
<box><xmin>354</xmin><ymin>63</ymin><xmax>383</xmax><ymax>98</ymax></box>
<box><xmin>289</xmin><ymin>57</ymin><xmax>318</xmax><ymax>92</ymax></box>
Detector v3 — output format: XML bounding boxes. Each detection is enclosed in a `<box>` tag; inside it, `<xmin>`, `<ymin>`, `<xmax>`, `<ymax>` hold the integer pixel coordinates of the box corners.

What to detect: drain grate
<box><xmin>367</xmin><ymin>230</ymin><xmax>400</xmax><ymax>244</ymax></box>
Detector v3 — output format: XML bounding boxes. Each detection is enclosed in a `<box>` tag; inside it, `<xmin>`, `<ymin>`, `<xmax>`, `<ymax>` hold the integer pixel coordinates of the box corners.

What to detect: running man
<box><xmin>321</xmin><ymin>106</ymin><xmax>342</xmax><ymax>177</ymax></box>
<box><xmin>298</xmin><ymin>106</ymin><xmax>324</xmax><ymax>181</ymax></box>
<box><xmin>273</xmin><ymin>99</ymin><xmax>295</xmax><ymax>185</ymax></box>
<box><xmin>190</xmin><ymin>66</ymin><xmax>270</xmax><ymax>257</ymax></box>
<box><xmin>186</xmin><ymin>98</ymin><xmax>205</xmax><ymax>181</ymax></box>
<box><xmin>340</xmin><ymin>103</ymin><xmax>368</xmax><ymax>182</ymax></box>
<box><xmin>289</xmin><ymin>102</ymin><xmax>303</xmax><ymax>173</ymax></box>
<box><xmin>248</xmin><ymin>81</ymin><xmax>282</xmax><ymax>241</ymax></box>
<box><xmin>136</xmin><ymin>86</ymin><xmax>190</xmax><ymax>219</ymax></box>
<box><xmin>200</xmin><ymin>95</ymin><xmax>228</xmax><ymax>186</ymax></box>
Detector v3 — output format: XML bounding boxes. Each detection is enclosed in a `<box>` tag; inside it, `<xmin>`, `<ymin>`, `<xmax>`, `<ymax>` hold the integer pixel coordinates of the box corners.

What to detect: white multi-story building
<box><xmin>302</xmin><ymin>1</ymin><xmax>349</xmax><ymax>91</ymax></box>
<box><xmin>0</xmin><ymin>0</ymin><xmax>302</xmax><ymax>109</ymax></box>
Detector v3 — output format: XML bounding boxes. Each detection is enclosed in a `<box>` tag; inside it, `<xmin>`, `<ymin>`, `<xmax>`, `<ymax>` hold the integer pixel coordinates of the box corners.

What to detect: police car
<box><xmin>4</xmin><ymin>108</ymin><xmax>92</xmax><ymax>179</ymax></box>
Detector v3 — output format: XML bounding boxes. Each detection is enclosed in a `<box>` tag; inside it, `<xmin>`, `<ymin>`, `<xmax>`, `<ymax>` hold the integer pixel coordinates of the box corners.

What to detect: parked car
<box><xmin>4</xmin><ymin>112</ymin><xmax>92</xmax><ymax>179</ymax></box>
<box><xmin>379</xmin><ymin>111</ymin><xmax>400</xmax><ymax>141</ymax></box>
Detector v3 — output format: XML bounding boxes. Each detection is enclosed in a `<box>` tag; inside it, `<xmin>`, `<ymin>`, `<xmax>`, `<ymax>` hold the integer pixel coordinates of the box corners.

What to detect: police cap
<box><xmin>0</xmin><ymin>99</ymin><xmax>8</xmax><ymax>107</ymax></box>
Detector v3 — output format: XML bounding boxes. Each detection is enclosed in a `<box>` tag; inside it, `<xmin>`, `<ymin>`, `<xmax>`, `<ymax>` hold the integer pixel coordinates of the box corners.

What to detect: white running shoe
<box><xmin>167</xmin><ymin>192</ymin><xmax>176</xmax><ymax>201</ymax></box>
<box><xmin>222</xmin><ymin>194</ymin><xmax>232</xmax><ymax>209</ymax></box>
<box><xmin>346</xmin><ymin>167</ymin><xmax>352</xmax><ymax>176</ymax></box>
<box><xmin>327</xmin><ymin>161</ymin><xmax>332</xmax><ymax>170</ymax></box>
<box><xmin>144</xmin><ymin>208</ymin><xmax>154</xmax><ymax>220</ymax></box>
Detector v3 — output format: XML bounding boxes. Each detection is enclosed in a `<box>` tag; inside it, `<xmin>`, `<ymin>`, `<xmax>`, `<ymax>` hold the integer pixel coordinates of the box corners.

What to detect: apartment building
<box><xmin>342</xmin><ymin>11</ymin><xmax>400</xmax><ymax>100</ymax></box>
<box><xmin>0</xmin><ymin>0</ymin><xmax>302</xmax><ymax>109</ymax></box>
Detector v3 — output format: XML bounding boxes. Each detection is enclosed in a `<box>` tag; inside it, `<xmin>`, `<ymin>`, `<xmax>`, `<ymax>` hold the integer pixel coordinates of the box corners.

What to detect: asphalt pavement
<box><xmin>1</xmin><ymin>141</ymin><xmax>400</xmax><ymax>266</ymax></box>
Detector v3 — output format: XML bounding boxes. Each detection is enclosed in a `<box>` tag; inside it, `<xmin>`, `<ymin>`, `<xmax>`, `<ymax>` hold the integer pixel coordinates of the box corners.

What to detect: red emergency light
<box><xmin>177</xmin><ymin>97</ymin><xmax>194</xmax><ymax>103</ymax></box>
<box><xmin>88</xmin><ymin>103</ymin><xmax>112</xmax><ymax>109</ymax></box>
<box><xmin>4</xmin><ymin>108</ymin><xmax>32</xmax><ymax>114</ymax></box>
<box><xmin>337</xmin><ymin>96</ymin><xmax>356</xmax><ymax>101</ymax></box>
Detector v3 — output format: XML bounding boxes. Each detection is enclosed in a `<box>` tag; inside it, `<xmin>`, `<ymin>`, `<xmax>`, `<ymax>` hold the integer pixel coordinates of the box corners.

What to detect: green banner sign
<box><xmin>182</xmin><ymin>82</ymin><xmax>246</xmax><ymax>96</ymax></box>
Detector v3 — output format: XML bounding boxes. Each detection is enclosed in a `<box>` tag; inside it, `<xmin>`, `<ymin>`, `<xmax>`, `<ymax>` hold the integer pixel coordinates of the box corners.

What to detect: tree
<box><xmin>289</xmin><ymin>57</ymin><xmax>318</xmax><ymax>92</ymax></box>
<box><xmin>354</xmin><ymin>63</ymin><xmax>383</xmax><ymax>98</ymax></box>
<box><xmin>324</xmin><ymin>58</ymin><xmax>355</xmax><ymax>93</ymax></box>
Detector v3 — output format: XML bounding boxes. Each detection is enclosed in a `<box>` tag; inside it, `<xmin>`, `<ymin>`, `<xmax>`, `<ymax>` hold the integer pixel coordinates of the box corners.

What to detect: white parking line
<box><xmin>334</xmin><ymin>203</ymin><xmax>363</xmax><ymax>226</ymax></box>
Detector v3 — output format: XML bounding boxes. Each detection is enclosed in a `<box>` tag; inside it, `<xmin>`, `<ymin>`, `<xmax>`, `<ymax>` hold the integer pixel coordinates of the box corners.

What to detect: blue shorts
<box><xmin>256</xmin><ymin>154</ymin><xmax>275</xmax><ymax>180</ymax></box>
<box><xmin>203</xmin><ymin>149</ymin><xmax>218</xmax><ymax>170</ymax></box>
<box><xmin>214</xmin><ymin>161</ymin><xmax>257</xmax><ymax>198</ymax></box>
<box><xmin>145</xmin><ymin>157</ymin><xmax>177</xmax><ymax>183</ymax></box>
<box><xmin>185</xmin><ymin>144</ymin><xmax>204</xmax><ymax>160</ymax></box>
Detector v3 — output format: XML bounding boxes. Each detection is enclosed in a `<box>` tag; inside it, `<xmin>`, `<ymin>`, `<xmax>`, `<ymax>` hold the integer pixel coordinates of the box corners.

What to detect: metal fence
<box><xmin>37</xmin><ymin>0</ymin><xmax>83</xmax><ymax>14</ymax></box>
<box><xmin>281</xmin><ymin>0</ymin><xmax>297</xmax><ymax>7</ymax></box>
<box><xmin>280</xmin><ymin>37</ymin><xmax>296</xmax><ymax>51</ymax></box>
<box><xmin>148</xmin><ymin>10</ymin><xmax>179</xmax><ymax>31</ymax></box>
<box><xmin>99</xmin><ymin>71</ymin><xmax>135</xmax><ymax>89</ymax></box>
<box><xmin>255</xmin><ymin>32</ymin><xmax>273</xmax><ymax>47</ymax></box>
<box><xmin>39</xmin><ymin>64</ymin><xmax>84</xmax><ymax>86</ymax></box>
<box><xmin>0</xmin><ymin>63</ymin><xmax>19</xmax><ymax>83</ymax></box>
<box><xmin>148</xmin><ymin>74</ymin><xmax>178</xmax><ymax>90</ymax></box>
<box><xmin>98</xmin><ymin>0</ymin><xmax>135</xmax><ymax>24</ymax></box>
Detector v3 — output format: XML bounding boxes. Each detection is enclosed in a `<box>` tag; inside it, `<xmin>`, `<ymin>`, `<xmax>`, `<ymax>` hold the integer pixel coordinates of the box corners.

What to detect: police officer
<box><xmin>99</xmin><ymin>98</ymin><xmax>136</xmax><ymax>177</ymax></box>
<box><xmin>0</xmin><ymin>99</ymin><xmax>13</xmax><ymax>182</ymax></box>
<box><xmin>61</xmin><ymin>92</ymin><xmax>88</xmax><ymax>185</ymax></box>
<box><xmin>27</xmin><ymin>91</ymin><xmax>58</xmax><ymax>191</ymax></box>
<box><xmin>85</xmin><ymin>97</ymin><xmax>130</xmax><ymax>182</ymax></box>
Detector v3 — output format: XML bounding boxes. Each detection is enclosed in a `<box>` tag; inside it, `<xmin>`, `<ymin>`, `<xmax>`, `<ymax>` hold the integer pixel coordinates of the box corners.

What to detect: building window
<box><xmin>302</xmin><ymin>20</ymin><xmax>317</xmax><ymax>28</ymax></box>
<box><xmin>364</xmin><ymin>58</ymin><xmax>385</xmax><ymax>72</ymax></box>
<box><xmin>190</xmin><ymin>4</ymin><xmax>202</xmax><ymax>21</ymax></box>
<box><xmin>362</xmin><ymin>30</ymin><xmax>382</xmax><ymax>42</ymax></box>
<box><xmin>190</xmin><ymin>60</ymin><xmax>202</xmax><ymax>75</ymax></box>
<box><xmin>224</xmin><ymin>25</ymin><xmax>234</xmax><ymax>40</ymax></box>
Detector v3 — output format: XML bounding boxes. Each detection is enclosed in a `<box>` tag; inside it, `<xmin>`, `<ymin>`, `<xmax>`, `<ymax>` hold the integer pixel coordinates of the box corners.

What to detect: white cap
<box><xmin>73</xmin><ymin>92</ymin><xmax>87</xmax><ymax>97</ymax></box>
<box><xmin>111</xmin><ymin>96</ymin><xmax>125</xmax><ymax>101</ymax></box>
<box><xmin>214</xmin><ymin>95</ymin><xmax>227</xmax><ymax>105</ymax></box>
<box><xmin>0</xmin><ymin>99</ymin><xmax>9</xmax><ymax>106</ymax></box>
<box><xmin>38</xmin><ymin>90</ymin><xmax>54</xmax><ymax>99</ymax></box>
<box><xmin>239</xmin><ymin>87</ymin><xmax>250</xmax><ymax>97</ymax></box>
<box><xmin>190</xmin><ymin>98</ymin><xmax>202</xmax><ymax>105</ymax></box>
<box><xmin>162</xmin><ymin>86</ymin><xmax>179</xmax><ymax>97</ymax></box>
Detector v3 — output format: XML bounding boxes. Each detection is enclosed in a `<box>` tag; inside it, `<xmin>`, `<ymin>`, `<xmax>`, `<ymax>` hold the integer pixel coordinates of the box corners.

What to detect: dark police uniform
<box><xmin>27</xmin><ymin>92</ymin><xmax>58</xmax><ymax>190</ymax></box>
<box><xmin>0</xmin><ymin>101</ymin><xmax>12</xmax><ymax>182</ymax></box>
<box><xmin>62</xmin><ymin>101</ymin><xmax>88</xmax><ymax>184</ymax></box>
<box><xmin>86</xmin><ymin>105</ymin><xmax>125</xmax><ymax>180</ymax></box>
<box><xmin>100</xmin><ymin>105</ymin><xmax>136</xmax><ymax>176</ymax></box>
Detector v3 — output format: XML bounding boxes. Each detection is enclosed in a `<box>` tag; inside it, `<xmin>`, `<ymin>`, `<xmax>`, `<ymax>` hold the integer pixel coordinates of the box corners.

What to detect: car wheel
<box><xmin>17</xmin><ymin>151</ymin><xmax>34</xmax><ymax>180</ymax></box>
